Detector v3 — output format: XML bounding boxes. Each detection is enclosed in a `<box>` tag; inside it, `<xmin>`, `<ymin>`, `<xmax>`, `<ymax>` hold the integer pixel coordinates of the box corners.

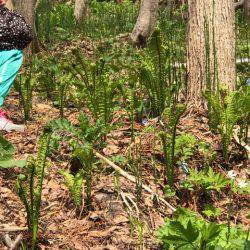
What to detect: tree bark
<box><xmin>15</xmin><ymin>0</ymin><xmax>40</xmax><ymax>54</ymax></box>
<box><xmin>187</xmin><ymin>0</ymin><xmax>236</xmax><ymax>108</ymax></box>
<box><xmin>74</xmin><ymin>0</ymin><xmax>88</xmax><ymax>22</ymax></box>
<box><xmin>131</xmin><ymin>0</ymin><xmax>159</xmax><ymax>47</ymax></box>
<box><xmin>244</xmin><ymin>0</ymin><xmax>250</xmax><ymax>20</ymax></box>
<box><xmin>5</xmin><ymin>0</ymin><xmax>14</xmax><ymax>10</ymax></box>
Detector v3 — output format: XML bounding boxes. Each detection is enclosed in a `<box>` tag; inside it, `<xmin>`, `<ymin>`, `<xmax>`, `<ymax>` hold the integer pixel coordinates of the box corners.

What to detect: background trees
<box><xmin>130</xmin><ymin>0</ymin><xmax>159</xmax><ymax>46</ymax></box>
<box><xmin>74</xmin><ymin>0</ymin><xmax>88</xmax><ymax>22</ymax></box>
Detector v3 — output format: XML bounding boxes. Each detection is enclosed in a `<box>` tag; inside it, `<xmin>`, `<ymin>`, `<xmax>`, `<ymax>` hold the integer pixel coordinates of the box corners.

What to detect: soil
<box><xmin>0</xmin><ymin>90</ymin><xmax>249</xmax><ymax>249</ymax></box>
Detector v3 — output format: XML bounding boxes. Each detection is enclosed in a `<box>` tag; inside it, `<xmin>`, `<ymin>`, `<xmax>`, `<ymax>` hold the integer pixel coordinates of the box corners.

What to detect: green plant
<box><xmin>198</xmin><ymin>142</ymin><xmax>217</xmax><ymax>170</ymax></box>
<box><xmin>16</xmin><ymin>126</ymin><xmax>52</xmax><ymax>249</ymax></box>
<box><xmin>69</xmin><ymin>49</ymin><xmax>119</xmax><ymax>125</ymax></box>
<box><xmin>0</xmin><ymin>135</ymin><xmax>26</xmax><ymax>168</ymax></box>
<box><xmin>182</xmin><ymin>167</ymin><xmax>229</xmax><ymax>193</ymax></box>
<box><xmin>204</xmin><ymin>86</ymin><xmax>250</xmax><ymax>159</ymax></box>
<box><xmin>73</xmin><ymin>143</ymin><xmax>94</xmax><ymax>209</ymax></box>
<box><xmin>51</xmin><ymin>111</ymin><xmax>108</xmax><ymax>147</ymax></box>
<box><xmin>159</xmin><ymin>104</ymin><xmax>186</xmax><ymax>186</ymax></box>
<box><xmin>157</xmin><ymin>207</ymin><xmax>249</xmax><ymax>249</ymax></box>
<box><xmin>17</xmin><ymin>69</ymin><xmax>36</xmax><ymax>121</ymax></box>
<box><xmin>51</xmin><ymin>114</ymin><xmax>98</xmax><ymax>209</ymax></box>
<box><xmin>175</xmin><ymin>134</ymin><xmax>197</xmax><ymax>165</ymax></box>
<box><xmin>202</xmin><ymin>204</ymin><xmax>222</xmax><ymax>219</ymax></box>
<box><xmin>128</xmin><ymin>142</ymin><xmax>143</xmax><ymax>203</ymax></box>
<box><xmin>129</xmin><ymin>215</ymin><xmax>144</xmax><ymax>248</ymax></box>
<box><xmin>139</xmin><ymin>29</ymin><xmax>170</xmax><ymax>117</ymax></box>
<box><xmin>60</xmin><ymin>144</ymin><xmax>95</xmax><ymax>211</ymax></box>
<box><xmin>59</xmin><ymin>169</ymin><xmax>84</xmax><ymax>210</ymax></box>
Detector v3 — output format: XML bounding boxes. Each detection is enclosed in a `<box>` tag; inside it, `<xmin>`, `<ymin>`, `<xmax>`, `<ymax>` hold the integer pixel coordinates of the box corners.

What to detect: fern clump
<box><xmin>204</xmin><ymin>85</ymin><xmax>250</xmax><ymax>160</ymax></box>
<box><xmin>59</xmin><ymin>170</ymin><xmax>84</xmax><ymax>210</ymax></box>
<box><xmin>69</xmin><ymin>49</ymin><xmax>119</xmax><ymax>125</ymax></box>
<box><xmin>51</xmin><ymin>114</ymin><xmax>96</xmax><ymax>210</ymax></box>
<box><xmin>16</xmin><ymin>126</ymin><xmax>52</xmax><ymax>249</ymax></box>
<box><xmin>60</xmin><ymin>143</ymin><xmax>94</xmax><ymax>211</ymax></box>
<box><xmin>138</xmin><ymin>28</ymin><xmax>184</xmax><ymax>117</ymax></box>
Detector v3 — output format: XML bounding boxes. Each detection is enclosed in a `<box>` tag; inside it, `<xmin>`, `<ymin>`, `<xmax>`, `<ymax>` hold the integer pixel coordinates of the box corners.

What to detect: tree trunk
<box><xmin>187</xmin><ymin>0</ymin><xmax>236</xmax><ymax>108</ymax></box>
<box><xmin>5</xmin><ymin>0</ymin><xmax>14</xmax><ymax>10</ymax></box>
<box><xmin>15</xmin><ymin>0</ymin><xmax>40</xmax><ymax>54</ymax></box>
<box><xmin>131</xmin><ymin>0</ymin><xmax>159</xmax><ymax>47</ymax></box>
<box><xmin>244</xmin><ymin>0</ymin><xmax>250</xmax><ymax>20</ymax></box>
<box><xmin>74</xmin><ymin>0</ymin><xmax>88</xmax><ymax>22</ymax></box>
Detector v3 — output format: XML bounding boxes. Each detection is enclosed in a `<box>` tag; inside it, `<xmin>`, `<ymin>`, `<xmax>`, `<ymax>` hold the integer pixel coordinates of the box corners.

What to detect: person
<box><xmin>0</xmin><ymin>0</ymin><xmax>32</xmax><ymax>132</ymax></box>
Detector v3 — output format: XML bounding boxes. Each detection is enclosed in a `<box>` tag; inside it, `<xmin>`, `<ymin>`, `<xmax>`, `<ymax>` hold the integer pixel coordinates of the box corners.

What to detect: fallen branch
<box><xmin>0</xmin><ymin>224</ymin><xmax>28</xmax><ymax>232</ymax></box>
<box><xmin>233</xmin><ymin>129</ymin><xmax>250</xmax><ymax>159</ymax></box>
<box><xmin>2</xmin><ymin>234</ymin><xmax>23</xmax><ymax>250</ymax></box>
<box><xmin>94</xmin><ymin>151</ymin><xmax>176</xmax><ymax>212</ymax></box>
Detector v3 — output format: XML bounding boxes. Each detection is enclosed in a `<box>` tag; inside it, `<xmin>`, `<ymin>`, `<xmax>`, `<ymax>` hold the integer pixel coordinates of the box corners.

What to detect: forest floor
<box><xmin>0</xmin><ymin>89</ymin><xmax>249</xmax><ymax>249</ymax></box>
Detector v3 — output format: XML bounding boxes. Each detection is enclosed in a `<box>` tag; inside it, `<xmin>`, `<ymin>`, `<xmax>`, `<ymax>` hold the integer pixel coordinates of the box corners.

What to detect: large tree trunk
<box><xmin>5</xmin><ymin>0</ymin><xmax>14</xmax><ymax>10</ymax></box>
<box><xmin>74</xmin><ymin>0</ymin><xmax>88</xmax><ymax>22</ymax></box>
<box><xmin>15</xmin><ymin>0</ymin><xmax>40</xmax><ymax>54</ymax></box>
<box><xmin>244</xmin><ymin>0</ymin><xmax>250</xmax><ymax>20</ymax></box>
<box><xmin>187</xmin><ymin>0</ymin><xmax>236</xmax><ymax>108</ymax></box>
<box><xmin>131</xmin><ymin>0</ymin><xmax>159</xmax><ymax>47</ymax></box>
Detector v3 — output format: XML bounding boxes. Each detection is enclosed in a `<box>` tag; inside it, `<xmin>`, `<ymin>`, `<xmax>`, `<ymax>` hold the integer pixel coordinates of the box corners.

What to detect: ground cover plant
<box><xmin>0</xmin><ymin>0</ymin><xmax>249</xmax><ymax>249</ymax></box>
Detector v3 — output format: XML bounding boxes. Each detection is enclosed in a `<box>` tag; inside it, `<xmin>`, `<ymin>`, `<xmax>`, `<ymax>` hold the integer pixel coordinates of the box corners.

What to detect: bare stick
<box><xmin>2</xmin><ymin>234</ymin><xmax>12</xmax><ymax>248</ymax></box>
<box><xmin>10</xmin><ymin>234</ymin><xmax>23</xmax><ymax>250</ymax></box>
<box><xmin>0</xmin><ymin>224</ymin><xmax>28</xmax><ymax>232</ymax></box>
<box><xmin>94</xmin><ymin>151</ymin><xmax>176</xmax><ymax>212</ymax></box>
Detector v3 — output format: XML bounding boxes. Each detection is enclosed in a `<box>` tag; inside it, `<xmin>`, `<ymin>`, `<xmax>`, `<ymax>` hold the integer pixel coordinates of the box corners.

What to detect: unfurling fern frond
<box><xmin>159</xmin><ymin>104</ymin><xmax>186</xmax><ymax>186</ymax></box>
<box><xmin>59</xmin><ymin>169</ymin><xmax>84</xmax><ymax>209</ymax></box>
<box><xmin>74</xmin><ymin>143</ymin><xmax>94</xmax><ymax>209</ymax></box>
<box><xmin>16</xmin><ymin>126</ymin><xmax>52</xmax><ymax>250</ymax></box>
<box><xmin>204</xmin><ymin>86</ymin><xmax>249</xmax><ymax>159</ymax></box>
<box><xmin>139</xmin><ymin>29</ymin><xmax>177</xmax><ymax>117</ymax></box>
<box><xmin>69</xmin><ymin>49</ymin><xmax>118</xmax><ymax>125</ymax></box>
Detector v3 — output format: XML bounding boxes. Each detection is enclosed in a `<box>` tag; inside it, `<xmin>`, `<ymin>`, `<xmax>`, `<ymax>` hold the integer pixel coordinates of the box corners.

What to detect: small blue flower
<box><xmin>180</xmin><ymin>162</ymin><xmax>189</xmax><ymax>174</ymax></box>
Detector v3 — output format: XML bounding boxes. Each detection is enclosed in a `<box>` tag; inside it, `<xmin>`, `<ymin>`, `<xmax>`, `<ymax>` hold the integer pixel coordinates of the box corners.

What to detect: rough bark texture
<box><xmin>131</xmin><ymin>0</ymin><xmax>159</xmax><ymax>47</ymax></box>
<box><xmin>5</xmin><ymin>0</ymin><xmax>14</xmax><ymax>10</ymax></box>
<box><xmin>187</xmin><ymin>0</ymin><xmax>236</xmax><ymax>108</ymax></box>
<box><xmin>244</xmin><ymin>0</ymin><xmax>250</xmax><ymax>20</ymax></box>
<box><xmin>74</xmin><ymin>0</ymin><xmax>87</xmax><ymax>22</ymax></box>
<box><xmin>15</xmin><ymin>0</ymin><xmax>39</xmax><ymax>53</ymax></box>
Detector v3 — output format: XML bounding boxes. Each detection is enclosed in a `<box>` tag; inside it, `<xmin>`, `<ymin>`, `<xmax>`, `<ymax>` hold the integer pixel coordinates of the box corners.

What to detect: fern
<box><xmin>74</xmin><ymin>143</ymin><xmax>94</xmax><ymax>209</ymax></box>
<box><xmin>51</xmin><ymin>115</ymin><xmax>96</xmax><ymax>210</ymax></box>
<box><xmin>204</xmin><ymin>86</ymin><xmax>249</xmax><ymax>159</ymax></box>
<box><xmin>17</xmin><ymin>126</ymin><xmax>52</xmax><ymax>249</ymax></box>
<box><xmin>17</xmin><ymin>72</ymin><xmax>35</xmax><ymax>121</ymax></box>
<box><xmin>69</xmin><ymin>49</ymin><xmax>118</xmax><ymax>125</ymax></box>
<box><xmin>159</xmin><ymin>104</ymin><xmax>186</xmax><ymax>186</ymax></box>
<box><xmin>139</xmin><ymin>28</ymin><xmax>184</xmax><ymax>117</ymax></box>
<box><xmin>60</xmin><ymin>170</ymin><xmax>84</xmax><ymax>209</ymax></box>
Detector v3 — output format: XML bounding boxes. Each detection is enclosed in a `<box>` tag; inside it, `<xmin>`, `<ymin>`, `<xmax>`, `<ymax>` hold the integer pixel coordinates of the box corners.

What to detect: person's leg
<box><xmin>0</xmin><ymin>50</ymin><xmax>25</xmax><ymax>132</ymax></box>
<box><xmin>0</xmin><ymin>50</ymin><xmax>23</xmax><ymax>107</ymax></box>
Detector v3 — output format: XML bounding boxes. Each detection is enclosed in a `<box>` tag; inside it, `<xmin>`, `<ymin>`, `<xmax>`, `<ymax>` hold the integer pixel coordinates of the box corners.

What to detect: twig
<box><xmin>2</xmin><ymin>234</ymin><xmax>12</xmax><ymax>248</ymax></box>
<box><xmin>233</xmin><ymin>130</ymin><xmax>250</xmax><ymax>159</ymax></box>
<box><xmin>94</xmin><ymin>151</ymin><xmax>176</xmax><ymax>212</ymax></box>
<box><xmin>2</xmin><ymin>234</ymin><xmax>23</xmax><ymax>250</ymax></box>
<box><xmin>120</xmin><ymin>191</ymin><xmax>140</xmax><ymax>216</ymax></box>
<box><xmin>10</xmin><ymin>234</ymin><xmax>23</xmax><ymax>250</ymax></box>
<box><xmin>0</xmin><ymin>224</ymin><xmax>28</xmax><ymax>232</ymax></box>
